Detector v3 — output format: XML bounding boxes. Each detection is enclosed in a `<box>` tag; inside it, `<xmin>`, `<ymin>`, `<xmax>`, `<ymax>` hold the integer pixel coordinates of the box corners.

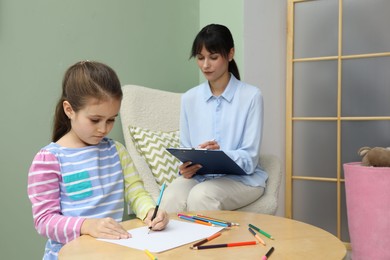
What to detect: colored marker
<box><xmin>191</xmin><ymin>232</ymin><xmax>222</xmax><ymax>248</ymax></box>
<box><xmin>192</xmin><ymin>240</ymin><xmax>257</xmax><ymax>250</ymax></box>
<box><xmin>192</xmin><ymin>216</ymin><xmax>230</xmax><ymax>227</ymax></box>
<box><xmin>249</xmin><ymin>224</ymin><xmax>274</xmax><ymax>240</ymax></box>
<box><xmin>177</xmin><ymin>213</ymin><xmax>227</xmax><ymax>227</ymax></box>
<box><xmin>186</xmin><ymin>215</ymin><xmax>229</xmax><ymax>227</ymax></box>
<box><xmin>248</xmin><ymin>227</ymin><xmax>266</xmax><ymax>246</ymax></box>
<box><xmin>197</xmin><ymin>214</ymin><xmax>239</xmax><ymax>226</ymax></box>
<box><xmin>148</xmin><ymin>183</ymin><xmax>166</xmax><ymax>233</ymax></box>
<box><xmin>178</xmin><ymin>215</ymin><xmax>215</xmax><ymax>226</ymax></box>
<box><xmin>262</xmin><ymin>247</ymin><xmax>274</xmax><ymax>260</ymax></box>
<box><xmin>144</xmin><ymin>249</ymin><xmax>158</xmax><ymax>260</ymax></box>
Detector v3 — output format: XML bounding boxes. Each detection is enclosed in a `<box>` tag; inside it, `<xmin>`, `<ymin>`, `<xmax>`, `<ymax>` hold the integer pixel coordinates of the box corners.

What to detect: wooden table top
<box><xmin>58</xmin><ymin>210</ymin><xmax>346</xmax><ymax>260</ymax></box>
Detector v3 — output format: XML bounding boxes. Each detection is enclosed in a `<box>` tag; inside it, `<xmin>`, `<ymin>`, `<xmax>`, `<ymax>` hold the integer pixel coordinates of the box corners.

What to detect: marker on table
<box><xmin>192</xmin><ymin>216</ymin><xmax>229</xmax><ymax>227</ymax></box>
<box><xmin>191</xmin><ymin>240</ymin><xmax>257</xmax><ymax>250</ymax></box>
<box><xmin>177</xmin><ymin>214</ymin><xmax>229</xmax><ymax>227</ymax></box>
<box><xmin>248</xmin><ymin>227</ymin><xmax>266</xmax><ymax>246</ymax></box>
<box><xmin>190</xmin><ymin>232</ymin><xmax>222</xmax><ymax>249</ymax></box>
<box><xmin>144</xmin><ymin>249</ymin><xmax>158</xmax><ymax>260</ymax></box>
<box><xmin>262</xmin><ymin>246</ymin><xmax>274</xmax><ymax>260</ymax></box>
<box><xmin>148</xmin><ymin>182</ymin><xmax>166</xmax><ymax>234</ymax></box>
<box><xmin>249</xmin><ymin>224</ymin><xmax>274</xmax><ymax>240</ymax></box>
<box><xmin>196</xmin><ymin>214</ymin><xmax>240</xmax><ymax>226</ymax></box>
<box><xmin>178</xmin><ymin>215</ymin><xmax>215</xmax><ymax>226</ymax></box>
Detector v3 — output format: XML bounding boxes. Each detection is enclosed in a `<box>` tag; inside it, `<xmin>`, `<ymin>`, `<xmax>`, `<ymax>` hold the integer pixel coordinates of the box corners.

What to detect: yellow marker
<box><xmin>144</xmin><ymin>249</ymin><xmax>158</xmax><ymax>260</ymax></box>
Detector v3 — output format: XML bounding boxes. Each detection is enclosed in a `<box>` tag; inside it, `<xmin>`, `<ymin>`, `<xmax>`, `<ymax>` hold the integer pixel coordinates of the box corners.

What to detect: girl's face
<box><xmin>64</xmin><ymin>97</ymin><xmax>121</xmax><ymax>147</ymax></box>
<box><xmin>196</xmin><ymin>46</ymin><xmax>234</xmax><ymax>86</ymax></box>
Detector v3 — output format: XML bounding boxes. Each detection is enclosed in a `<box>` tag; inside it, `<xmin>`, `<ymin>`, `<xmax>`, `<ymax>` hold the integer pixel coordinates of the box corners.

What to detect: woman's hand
<box><xmin>144</xmin><ymin>208</ymin><xmax>169</xmax><ymax>231</ymax></box>
<box><xmin>198</xmin><ymin>139</ymin><xmax>220</xmax><ymax>150</ymax></box>
<box><xmin>178</xmin><ymin>139</ymin><xmax>219</xmax><ymax>178</ymax></box>
<box><xmin>179</xmin><ymin>162</ymin><xmax>202</xmax><ymax>179</ymax></box>
<box><xmin>81</xmin><ymin>217</ymin><xmax>130</xmax><ymax>239</ymax></box>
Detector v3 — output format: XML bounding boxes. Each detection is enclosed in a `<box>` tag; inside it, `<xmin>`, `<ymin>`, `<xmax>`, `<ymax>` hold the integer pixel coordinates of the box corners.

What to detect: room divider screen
<box><xmin>285</xmin><ymin>0</ymin><xmax>390</xmax><ymax>246</ymax></box>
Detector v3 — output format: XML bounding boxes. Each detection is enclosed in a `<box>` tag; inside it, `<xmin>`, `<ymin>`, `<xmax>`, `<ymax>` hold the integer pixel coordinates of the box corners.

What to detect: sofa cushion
<box><xmin>128</xmin><ymin>126</ymin><xmax>180</xmax><ymax>187</ymax></box>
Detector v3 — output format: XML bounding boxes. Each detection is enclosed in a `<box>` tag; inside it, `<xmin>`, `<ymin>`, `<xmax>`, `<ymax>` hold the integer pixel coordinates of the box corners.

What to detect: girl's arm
<box><xmin>27</xmin><ymin>150</ymin><xmax>86</xmax><ymax>244</ymax></box>
<box><xmin>116</xmin><ymin>142</ymin><xmax>169</xmax><ymax>230</ymax></box>
<box><xmin>115</xmin><ymin>142</ymin><xmax>156</xmax><ymax>220</ymax></box>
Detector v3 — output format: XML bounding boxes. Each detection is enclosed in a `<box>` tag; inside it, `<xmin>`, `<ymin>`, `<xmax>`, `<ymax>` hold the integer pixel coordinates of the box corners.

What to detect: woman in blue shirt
<box><xmin>161</xmin><ymin>24</ymin><xmax>268</xmax><ymax>212</ymax></box>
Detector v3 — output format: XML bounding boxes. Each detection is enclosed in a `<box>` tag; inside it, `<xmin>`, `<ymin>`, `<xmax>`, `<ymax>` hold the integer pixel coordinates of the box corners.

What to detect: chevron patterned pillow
<box><xmin>129</xmin><ymin>126</ymin><xmax>180</xmax><ymax>188</ymax></box>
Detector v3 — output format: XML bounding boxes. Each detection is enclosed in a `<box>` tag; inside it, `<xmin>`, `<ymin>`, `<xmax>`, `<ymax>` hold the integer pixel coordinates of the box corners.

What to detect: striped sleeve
<box><xmin>27</xmin><ymin>149</ymin><xmax>85</xmax><ymax>244</ymax></box>
<box><xmin>115</xmin><ymin>142</ymin><xmax>155</xmax><ymax>220</ymax></box>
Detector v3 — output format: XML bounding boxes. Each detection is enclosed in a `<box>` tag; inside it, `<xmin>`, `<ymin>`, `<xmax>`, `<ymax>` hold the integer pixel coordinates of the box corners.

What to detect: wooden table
<box><xmin>59</xmin><ymin>210</ymin><xmax>346</xmax><ymax>259</ymax></box>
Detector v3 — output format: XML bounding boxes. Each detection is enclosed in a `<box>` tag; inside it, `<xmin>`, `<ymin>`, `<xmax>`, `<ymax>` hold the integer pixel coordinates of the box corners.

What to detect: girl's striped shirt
<box><xmin>27</xmin><ymin>138</ymin><xmax>155</xmax><ymax>259</ymax></box>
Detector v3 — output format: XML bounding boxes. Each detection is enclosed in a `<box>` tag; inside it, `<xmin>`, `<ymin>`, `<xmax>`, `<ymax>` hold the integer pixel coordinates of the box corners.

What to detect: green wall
<box><xmin>0</xmin><ymin>0</ymin><xmax>243</xmax><ymax>259</ymax></box>
<box><xmin>199</xmin><ymin>0</ymin><xmax>244</xmax><ymax>81</ymax></box>
<box><xmin>0</xmin><ymin>1</ymin><xmax>198</xmax><ymax>259</ymax></box>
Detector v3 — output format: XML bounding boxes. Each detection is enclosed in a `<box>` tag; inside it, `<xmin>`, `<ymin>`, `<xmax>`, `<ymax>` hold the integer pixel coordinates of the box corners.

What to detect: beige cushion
<box><xmin>128</xmin><ymin>126</ymin><xmax>180</xmax><ymax>188</ymax></box>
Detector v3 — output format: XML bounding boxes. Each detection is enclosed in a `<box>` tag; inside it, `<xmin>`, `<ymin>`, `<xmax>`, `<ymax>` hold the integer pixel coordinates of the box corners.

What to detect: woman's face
<box><xmin>196</xmin><ymin>46</ymin><xmax>234</xmax><ymax>85</ymax></box>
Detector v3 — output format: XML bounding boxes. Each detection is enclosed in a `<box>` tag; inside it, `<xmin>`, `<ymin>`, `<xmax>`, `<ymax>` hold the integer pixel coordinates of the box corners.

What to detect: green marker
<box><xmin>248</xmin><ymin>224</ymin><xmax>274</xmax><ymax>240</ymax></box>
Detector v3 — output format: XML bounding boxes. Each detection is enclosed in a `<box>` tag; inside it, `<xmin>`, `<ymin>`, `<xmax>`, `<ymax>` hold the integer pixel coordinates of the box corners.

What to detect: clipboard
<box><xmin>166</xmin><ymin>148</ymin><xmax>246</xmax><ymax>175</ymax></box>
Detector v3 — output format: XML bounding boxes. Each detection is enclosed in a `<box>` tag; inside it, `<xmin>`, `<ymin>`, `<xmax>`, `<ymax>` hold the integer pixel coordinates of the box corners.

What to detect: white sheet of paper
<box><xmin>97</xmin><ymin>219</ymin><xmax>224</xmax><ymax>253</ymax></box>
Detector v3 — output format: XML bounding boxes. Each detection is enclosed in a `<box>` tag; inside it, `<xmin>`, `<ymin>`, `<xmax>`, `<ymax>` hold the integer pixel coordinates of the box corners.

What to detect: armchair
<box><xmin>119</xmin><ymin>85</ymin><xmax>282</xmax><ymax>214</ymax></box>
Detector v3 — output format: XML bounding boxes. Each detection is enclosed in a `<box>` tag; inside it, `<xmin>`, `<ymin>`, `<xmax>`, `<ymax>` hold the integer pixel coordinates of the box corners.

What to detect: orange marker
<box><xmin>193</xmin><ymin>219</ymin><xmax>213</xmax><ymax>226</ymax></box>
<box><xmin>191</xmin><ymin>232</ymin><xmax>222</xmax><ymax>248</ymax></box>
<box><xmin>196</xmin><ymin>214</ymin><xmax>239</xmax><ymax>226</ymax></box>
<box><xmin>178</xmin><ymin>215</ymin><xmax>215</xmax><ymax>226</ymax></box>
<box><xmin>248</xmin><ymin>227</ymin><xmax>266</xmax><ymax>246</ymax></box>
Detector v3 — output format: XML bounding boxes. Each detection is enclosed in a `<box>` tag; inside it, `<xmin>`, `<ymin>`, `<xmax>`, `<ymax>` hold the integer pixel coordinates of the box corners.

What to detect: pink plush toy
<box><xmin>358</xmin><ymin>146</ymin><xmax>390</xmax><ymax>167</ymax></box>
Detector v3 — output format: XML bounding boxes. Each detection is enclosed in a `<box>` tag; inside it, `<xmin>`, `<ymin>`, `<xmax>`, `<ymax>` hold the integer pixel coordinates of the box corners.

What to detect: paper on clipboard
<box><xmin>166</xmin><ymin>148</ymin><xmax>247</xmax><ymax>175</ymax></box>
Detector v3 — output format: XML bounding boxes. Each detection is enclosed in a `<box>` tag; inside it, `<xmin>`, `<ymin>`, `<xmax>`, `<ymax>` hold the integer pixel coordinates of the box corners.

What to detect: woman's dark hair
<box><xmin>52</xmin><ymin>61</ymin><xmax>122</xmax><ymax>142</ymax></box>
<box><xmin>190</xmin><ymin>24</ymin><xmax>240</xmax><ymax>80</ymax></box>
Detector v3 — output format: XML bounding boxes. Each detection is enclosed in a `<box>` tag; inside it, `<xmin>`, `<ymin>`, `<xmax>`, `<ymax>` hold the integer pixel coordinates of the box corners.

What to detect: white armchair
<box><xmin>119</xmin><ymin>85</ymin><xmax>282</xmax><ymax>214</ymax></box>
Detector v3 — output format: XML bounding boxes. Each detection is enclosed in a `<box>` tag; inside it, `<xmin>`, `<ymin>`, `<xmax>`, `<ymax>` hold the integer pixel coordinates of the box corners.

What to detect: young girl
<box><xmin>27</xmin><ymin>61</ymin><xmax>169</xmax><ymax>259</ymax></box>
<box><xmin>161</xmin><ymin>24</ymin><xmax>268</xmax><ymax>212</ymax></box>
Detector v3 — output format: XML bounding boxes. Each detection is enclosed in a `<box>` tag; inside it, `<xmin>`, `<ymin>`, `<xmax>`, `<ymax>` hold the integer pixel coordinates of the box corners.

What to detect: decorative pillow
<box><xmin>128</xmin><ymin>126</ymin><xmax>181</xmax><ymax>188</ymax></box>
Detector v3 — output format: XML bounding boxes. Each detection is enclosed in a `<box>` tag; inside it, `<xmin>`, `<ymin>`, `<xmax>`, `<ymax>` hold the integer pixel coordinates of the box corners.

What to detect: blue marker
<box><xmin>148</xmin><ymin>183</ymin><xmax>166</xmax><ymax>233</ymax></box>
